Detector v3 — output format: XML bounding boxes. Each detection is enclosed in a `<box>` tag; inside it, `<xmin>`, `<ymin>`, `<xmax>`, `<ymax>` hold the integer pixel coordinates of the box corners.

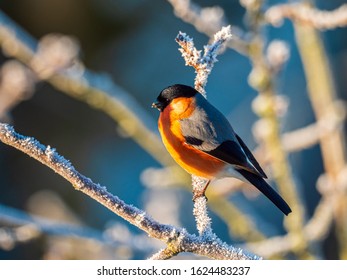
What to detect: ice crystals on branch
<box><xmin>175</xmin><ymin>26</ymin><xmax>235</xmax><ymax>249</ymax></box>
<box><xmin>176</xmin><ymin>25</ymin><xmax>232</xmax><ymax>95</ymax></box>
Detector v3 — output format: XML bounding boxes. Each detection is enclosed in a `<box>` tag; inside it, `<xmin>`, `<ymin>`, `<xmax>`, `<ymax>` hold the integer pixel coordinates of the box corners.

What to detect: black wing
<box><xmin>199</xmin><ymin>139</ymin><xmax>265</xmax><ymax>178</ymax></box>
<box><xmin>181</xmin><ymin>94</ymin><xmax>266</xmax><ymax>178</ymax></box>
<box><xmin>235</xmin><ymin>134</ymin><xmax>267</xmax><ymax>178</ymax></box>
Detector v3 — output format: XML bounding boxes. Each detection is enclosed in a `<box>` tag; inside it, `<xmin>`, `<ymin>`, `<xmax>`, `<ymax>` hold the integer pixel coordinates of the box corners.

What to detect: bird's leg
<box><xmin>192</xmin><ymin>179</ymin><xmax>211</xmax><ymax>202</ymax></box>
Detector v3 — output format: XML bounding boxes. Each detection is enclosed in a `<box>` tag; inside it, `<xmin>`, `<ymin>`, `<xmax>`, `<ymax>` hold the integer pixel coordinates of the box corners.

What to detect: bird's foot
<box><xmin>192</xmin><ymin>180</ymin><xmax>210</xmax><ymax>202</ymax></box>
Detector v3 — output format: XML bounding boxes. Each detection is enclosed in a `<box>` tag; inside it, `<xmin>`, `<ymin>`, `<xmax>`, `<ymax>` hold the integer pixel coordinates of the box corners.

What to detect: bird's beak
<box><xmin>152</xmin><ymin>101</ymin><xmax>161</xmax><ymax>111</ymax></box>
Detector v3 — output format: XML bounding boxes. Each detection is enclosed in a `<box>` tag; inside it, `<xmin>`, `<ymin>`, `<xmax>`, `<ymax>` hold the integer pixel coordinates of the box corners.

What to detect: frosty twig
<box><xmin>266</xmin><ymin>3</ymin><xmax>347</xmax><ymax>30</ymax></box>
<box><xmin>176</xmin><ymin>26</ymin><xmax>232</xmax><ymax>95</ymax></box>
<box><xmin>176</xmin><ymin>27</ymin><xmax>233</xmax><ymax>239</ymax></box>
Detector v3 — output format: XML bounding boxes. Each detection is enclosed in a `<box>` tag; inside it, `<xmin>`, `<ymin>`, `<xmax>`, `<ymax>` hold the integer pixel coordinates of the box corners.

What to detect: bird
<box><xmin>152</xmin><ymin>84</ymin><xmax>291</xmax><ymax>216</ymax></box>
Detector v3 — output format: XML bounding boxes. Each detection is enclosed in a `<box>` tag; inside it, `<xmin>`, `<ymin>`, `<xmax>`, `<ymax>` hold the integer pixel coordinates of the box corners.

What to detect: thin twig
<box><xmin>266</xmin><ymin>3</ymin><xmax>347</xmax><ymax>30</ymax></box>
<box><xmin>0</xmin><ymin>203</ymin><xmax>157</xmax><ymax>253</ymax></box>
<box><xmin>176</xmin><ymin>26</ymin><xmax>232</xmax><ymax>95</ymax></box>
<box><xmin>149</xmin><ymin>247</ymin><xmax>181</xmax><ymax>260</ymax></box>
<box><xmin>175</xmin><ymin>27</ymin><xmax>232</xmax><ymax>237</ymax></box>
<box><xmin>168</xmin><ymin>0</ymin><xmax>249</xmax><ymax>55</ymax></box>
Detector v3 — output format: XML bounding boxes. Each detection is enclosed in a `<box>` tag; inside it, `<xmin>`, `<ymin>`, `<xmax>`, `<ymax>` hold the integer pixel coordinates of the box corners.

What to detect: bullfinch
<box><xmin>152</xmin><ymin>84</ymin><xmax>291</xmax><ymax>216</ymax></box>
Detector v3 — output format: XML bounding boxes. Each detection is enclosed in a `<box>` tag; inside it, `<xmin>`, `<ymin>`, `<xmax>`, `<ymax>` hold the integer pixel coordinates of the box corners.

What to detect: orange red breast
<box><xmin>158</xmin><ymin>97</ymin><xmax>225</xmax><ymax>179</ymax></box>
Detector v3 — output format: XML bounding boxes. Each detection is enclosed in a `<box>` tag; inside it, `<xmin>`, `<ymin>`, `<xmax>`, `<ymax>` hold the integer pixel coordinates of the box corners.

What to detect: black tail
<box><xmin>237</xmin><ymin>169</ymin><xmax>292</xmax><ymax>216</ymax></box>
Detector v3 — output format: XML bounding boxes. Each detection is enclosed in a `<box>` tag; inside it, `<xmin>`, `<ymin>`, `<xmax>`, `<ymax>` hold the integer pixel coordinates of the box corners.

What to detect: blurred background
<box><xmin>0</xmin><ymin>0</ymin><xmax>346</xmax><ymax>259</ymax></box>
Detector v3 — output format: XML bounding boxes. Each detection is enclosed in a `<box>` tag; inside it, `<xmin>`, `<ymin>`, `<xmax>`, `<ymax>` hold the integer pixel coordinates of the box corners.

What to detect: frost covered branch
<box><xmin>176</xmin><ymin>27</ymin><xmax>232</xmax><ymax>239</ymax></box>
<box><xmin>0</xmin><ymin>203</ymin><xmax>157</xmax><ymax>254</ymax></box>
<box><xmin>168</xmin><ymin>0</ymin><xmax>248</xmax><ymax>55</ymax></box>
<box><xmin>0</xmin><ymin>122</ymin><xmax>259</xmax><ymax>260</ymax></box>
<box><xmin>176</xmin><ymin>26</ymin><xmax>232</xmax><ymax>95</ymax></box>
<box><xmin>266</xmin><ymin>3</ymin><xmax>347</xmax><ymax>30</ymax></box>
<box><xmin>0</xmin><ymin>203</ymin><xmax>103</xmax><ymax>243</ymax></box>
<box><xmin>191</xmin><ymin>175</ymin><xmax>213</xmax><ymax>236</ymax></box>
<box><xmin>0</xmin><ymin>123</ymin><xmax>171</xmax><ymax>240</ymax></box>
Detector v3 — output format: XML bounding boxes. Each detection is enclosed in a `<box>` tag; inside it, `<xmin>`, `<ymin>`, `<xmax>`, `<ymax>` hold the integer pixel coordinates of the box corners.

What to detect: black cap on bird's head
<box><xmin>152</xmin><ymin>84</ymin><xmax>198</xmax><ymax>112</ymax></box>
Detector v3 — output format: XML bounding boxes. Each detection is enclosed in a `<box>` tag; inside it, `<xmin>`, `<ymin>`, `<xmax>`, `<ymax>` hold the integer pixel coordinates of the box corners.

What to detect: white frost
<box><xmin>176</xmin><ymin>25</ymin><xmax>232</xmax><ymax>95</ymax></box>
<box><xmin>45</xmin><ymin>145</ymin><xmax>56</xmax><ymax>159</ymax></box>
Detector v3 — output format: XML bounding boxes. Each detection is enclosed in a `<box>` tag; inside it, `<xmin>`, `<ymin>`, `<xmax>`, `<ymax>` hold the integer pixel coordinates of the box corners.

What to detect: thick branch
<box><xmin>0</xmin><ymin>123</ymin><xmax>174</xmax><ymax>241</ymax></box>
<box><xmin>294</xmin><ymin>20</ymin><xmax>347</xmax><ymax>258</ymax></box>
<box><xmin>0</xmin><ymin>122</ymin><xmax>258</xmax><ymax>260</ymax></box>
